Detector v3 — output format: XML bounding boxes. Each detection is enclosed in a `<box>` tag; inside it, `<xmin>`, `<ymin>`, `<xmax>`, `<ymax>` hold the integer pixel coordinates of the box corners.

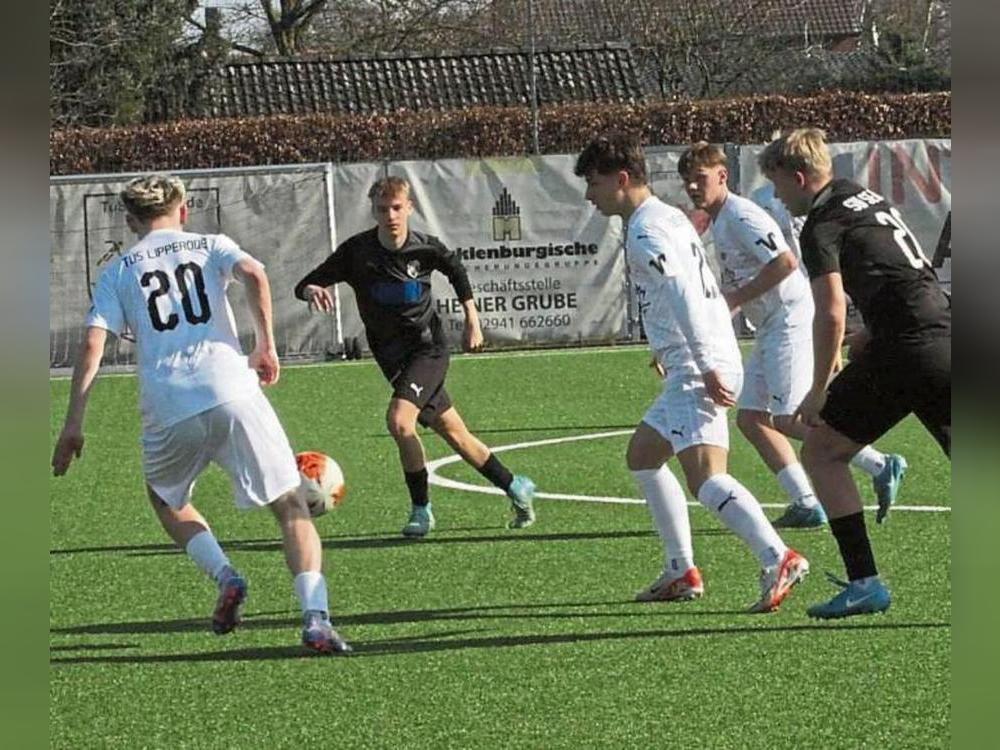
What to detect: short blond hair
<box><xmin>678</xmin><ymin>141</ymin><xmax>728</xmax><ymax>179</ymax></box>
<box><xmin>758</xmin><ymin>128</ymin><xmax>832</xmax><ymax>178</ymax></box>
<box><xmin>367</xmin><ymin>176</ymin><xmax>411</xmax><ymax>202</ymax></box>
<box><xmin>120</xmin><ymin>174</ymin><xmax>186</xmax><ymax>221</ymax></box>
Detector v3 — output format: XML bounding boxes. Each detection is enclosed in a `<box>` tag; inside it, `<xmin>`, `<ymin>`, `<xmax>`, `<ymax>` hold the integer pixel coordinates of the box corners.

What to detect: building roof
<box><xmin>147</xmin><ymin>43</ymin><xmax>646</xmax><ymax>121</ymax></box>
<box><xmin>488</xmin><ymin>0</ymin><xmax>867</xmax><ymax>43</ymax></box>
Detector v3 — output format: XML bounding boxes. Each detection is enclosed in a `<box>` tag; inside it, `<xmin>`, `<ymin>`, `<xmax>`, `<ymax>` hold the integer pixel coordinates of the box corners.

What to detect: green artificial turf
<box><xmin>50</xmin><ymin>345</ymin><xmax>950</xmax><ymax>749</ymax></box>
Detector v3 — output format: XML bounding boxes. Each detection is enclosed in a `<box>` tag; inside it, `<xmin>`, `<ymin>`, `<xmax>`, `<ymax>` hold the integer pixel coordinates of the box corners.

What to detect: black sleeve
<box><xmin>431</xmin><ymin>238</ymin><xmax>473</xmax><ymax>302</ymax></box>
<box><xmin>801</xmin><ymin>218</ymin><xmax>844</xmax><ymax>279</ymax></box>
<box><xmin>293</xmin><ymin>244</ymin><xmax>350</xmax><ymax>300</ymax></box>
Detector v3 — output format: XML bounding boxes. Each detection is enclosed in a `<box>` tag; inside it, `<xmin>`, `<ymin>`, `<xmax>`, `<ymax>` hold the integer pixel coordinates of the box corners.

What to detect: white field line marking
<box><xmin>49</xmin><ymin>344</ymin><xmax>650</xmax><ymax>380</ymax></box>
<box><xmin>426</xmin><ymin>429</ymin><xmax>952</xmax><ymax>513</ymax></box>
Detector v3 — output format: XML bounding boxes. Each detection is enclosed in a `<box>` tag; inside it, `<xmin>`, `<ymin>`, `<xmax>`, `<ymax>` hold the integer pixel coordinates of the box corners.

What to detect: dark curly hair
<box><xmin>574</xmin><ymin>134</ymin><xmax>648</xmax><ymax>184</ymax></box>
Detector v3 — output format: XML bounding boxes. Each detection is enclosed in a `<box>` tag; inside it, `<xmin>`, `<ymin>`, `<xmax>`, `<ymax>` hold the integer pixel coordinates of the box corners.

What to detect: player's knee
<box><xmin>386</xmin><ymin>412</ymin><xmax>418</xmax><ymax>440</ymax></box>
<box><xmin>802</xmin><ymin>426</ymin><xmax>852</xmax><ymax>468</ymax></box>
<box><xmin>271</xmin><ymin>488</ymin><xmax>310</xmax><ymax>521</ymax></box>
<box><xmin>625</xmin><ymin>434</ymin><xmax>659</xmax><ymax>471</ymax></box>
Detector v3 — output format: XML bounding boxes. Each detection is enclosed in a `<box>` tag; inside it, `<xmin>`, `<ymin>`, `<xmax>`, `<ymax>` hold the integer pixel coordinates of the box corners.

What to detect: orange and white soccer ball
<box><xmin>295</xmin><ymin>451</ymin><xmax>346</xmax><ymax>517</ymax></box>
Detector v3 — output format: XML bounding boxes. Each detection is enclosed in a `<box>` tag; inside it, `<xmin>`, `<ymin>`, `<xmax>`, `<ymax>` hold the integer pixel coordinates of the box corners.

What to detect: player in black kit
<box><xmin>294</xmin><ymin>176</ymin><xmax>536</xmax><ymax>537</ymax></box>
<box><xmin>760</xmin><ymin>128</ymin><xmax>950</xmax><ymax>619</ymax></box>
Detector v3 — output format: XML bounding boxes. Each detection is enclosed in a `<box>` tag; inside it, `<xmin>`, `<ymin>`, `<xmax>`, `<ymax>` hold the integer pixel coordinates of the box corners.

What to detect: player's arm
<box><xmin>433</xmin><ymin>239</ymin><xmax>481</xmax><ymax>352</ymax></box>
<box><xmin>724</xmin><ymin>210</ymin><xmax>797</xmax><ymax>310</ymax></box>
<box><xmin>52</xmin><ymin>326</ymin><xmax>107</xmax><ymax>476</ymax></box>
<box><xmin>460</xmin><ymin>298</ymin><xmax>484</xmax><ymax>352</ymax></box>
<box><xmin>724</xmin><ymin>251</ymin><xmax>797</xmax><ymax>311</ymax></box>
<box><xmin>647</xmin><ymin>231</ymin><xmax>735</xmax><ymax>406</ymax></box>
<box><xmin>233</xmin><ymin>257</ymin><xmax>280</xmax><ymax>386</ymax></box>
<box><xmin>797</xmin><ymin>272</ymin><xmax>847</xmax><ymax>426</ymax></box>
<box><xmin>294</xmin><ymin>247</ymin><xmax>348</xmax><ymax>313</ymax></box>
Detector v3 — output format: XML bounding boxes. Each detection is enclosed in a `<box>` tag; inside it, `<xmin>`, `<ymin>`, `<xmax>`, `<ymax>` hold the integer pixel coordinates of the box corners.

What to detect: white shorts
<box><xmin>141</xmin><ymin>390</ymin><xmax>300</xmax><ymax>510</ymax></box>
<box><xmin>643</xmin><ymin>368</ymin><xmax>743</xmax><ymax>453</ymax></box>
<box><xmin>738</xmin><ymin>324</ymin><xmax>812</xmax><ymax>416</ymax></box>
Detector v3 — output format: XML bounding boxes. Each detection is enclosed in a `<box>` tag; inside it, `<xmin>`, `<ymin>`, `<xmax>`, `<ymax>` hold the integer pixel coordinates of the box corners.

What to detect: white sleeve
<box><xmin>637</xmin><ymin>228</ymin><xmax>719</xmax><ymax>373</ymax></box>
<box><xmin>736</xmin><ymin>208</ymin><xmax>791</xmax><ymax>265</ymax></box>
<box><xmin>211</xmin><ymin>234</ymin><xmax>260</xmax><ymax>282</ymax></box>
<box><xmin>85</xmin><ymin>268</ymin><xmax>126</xmax><ymax>335</ymax></box>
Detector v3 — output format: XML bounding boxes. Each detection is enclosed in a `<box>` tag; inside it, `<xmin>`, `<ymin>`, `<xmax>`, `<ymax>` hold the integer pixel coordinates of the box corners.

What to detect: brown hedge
<box><xmin>50</xmin><ymin>90</ymin><xmax>950</xmax><ymax>175</ymax></box>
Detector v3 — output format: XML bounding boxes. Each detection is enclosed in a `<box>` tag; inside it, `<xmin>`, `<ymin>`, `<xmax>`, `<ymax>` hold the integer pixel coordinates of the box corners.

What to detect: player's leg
<box><xmin>429</xmin><ymin>406</ymin><xmax>536</xmax><ymax>529</ymax></box>
<box><xmin>386</xmin><ymin>397</ymin><xmax>435</xmax><ymax>537</ymax></box>
<box><xmin>625</xmin><ymin>419</ymin><xmax>702</xmax><ymax>602</ymax></box>
<box><xmin>741</xmin><ymin>331</ymin><xmax>824</xmax><ymax>527</ymax></box>
<box><xmin>211</xmin><ymin>393</ymin><xmax>350</xmax><ymax>652</ymax></box>
<box><xmin>268</xmin><ymin>490</ymin><xmax>350</xmax><ymax>654</ymax></box>
<box><xmin>676</xmin><ymin>442</ymin><xmax>808</xmax><ymax>613</ymax></box>
<box><xmin>910</xmin><ymin>336</ymin><xmax>952</xmax><ymax>459</ymax></box>
<box><xmin>801</xmin><ymin>352</ymin><xmax>907</xmax><ymax>619</ymax></box>
<box><xmin>142</xmin><ymin>415</ymin><xmax>247</xmax><ymax>634</ymax></box>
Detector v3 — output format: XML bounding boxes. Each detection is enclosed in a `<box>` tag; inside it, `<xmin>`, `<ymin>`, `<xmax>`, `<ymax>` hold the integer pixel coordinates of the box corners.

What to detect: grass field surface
<box><xmin>50</xmin><ymin>345</ymin><xmax>950</xmax><ymax>749</ymax></box>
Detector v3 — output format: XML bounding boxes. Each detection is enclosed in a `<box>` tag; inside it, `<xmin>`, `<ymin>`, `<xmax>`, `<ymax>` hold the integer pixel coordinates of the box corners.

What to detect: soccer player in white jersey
<box><xmin>575</xmin><ymin>134</ymin><xmax>808</xmax><ymax>611</ymax></box>
<box><xmin>750</xmin><ymin>182</ymin><xmax>806</xmax><ymax>269</ymax></box>
<box><xmin>51</xmin><ymin>174</ymin><xmax>350</xmax><ymax>654</ymax></box>
<box><xmin>680</xmin><ymin>143</ymin><xmax>908</xmax><ymax>528</ymax></box>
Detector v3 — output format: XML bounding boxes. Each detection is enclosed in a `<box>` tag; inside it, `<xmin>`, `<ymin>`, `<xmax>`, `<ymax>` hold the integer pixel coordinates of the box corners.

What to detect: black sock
<box><xmin>404</xmin><ymin>468</ymin><xmax>429</xmax><ymax>506</ymax></box>
<box><xmin>829</xmin><ymin>512</ymin><xmax>878</xmax><ymax>581</ymax></box>
<box><xmin>476</xmin><ymin>453</ymin><xmax>513</xmax><ymax>492</ymax></box>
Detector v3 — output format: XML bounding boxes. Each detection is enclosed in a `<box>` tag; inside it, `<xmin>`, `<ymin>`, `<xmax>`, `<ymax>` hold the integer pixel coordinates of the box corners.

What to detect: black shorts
<box><xmin>374</xmin><ymin>344</ymin><xmax>452</xmax><ymax>427</ymax></box>
<box><xmin>821</xmin><ymin>336</ymin><xmax>950</xmax><ymax>455</ymax></box>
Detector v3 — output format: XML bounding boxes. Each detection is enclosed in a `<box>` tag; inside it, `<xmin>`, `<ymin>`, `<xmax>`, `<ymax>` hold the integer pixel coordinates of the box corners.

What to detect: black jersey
<box><xmin>800</xmin><ymin>179</ymin><xmax>950</xmax><ymax>344</ymax></box>
<box><xmin>294</xmin><ymin>227</ymin><xmax>473</xmax><ymax>352</ymax></box>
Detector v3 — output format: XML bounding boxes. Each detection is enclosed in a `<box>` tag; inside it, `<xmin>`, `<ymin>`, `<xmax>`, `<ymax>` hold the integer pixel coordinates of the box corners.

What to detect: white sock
<box><xmin>294</xmin><ymin>571</ymin><xmax>329</xmax><ymax>615</ymax></box>
<box><xmin>632</xmin><ymin>466</ymin><xmax>695</xmax><ymax>575</ymax></box>
<box><xmin>776</xmin><ymin>463</ymin><xmax>819</xmax><ymax>509</ymax></box>
<box><xmin>185</xmin><ymin>530</ymin><xmax>231</xmax><ymax>583</ymax></box>
<box><xmin>697</xmin><ymin>474</ymin><xmax>786</xmax><ymax>568</ymax></box>
<box><xmin>850</xmin><ymin>446</ymin><xmax>887</xmax><ymax>477</ymax></box>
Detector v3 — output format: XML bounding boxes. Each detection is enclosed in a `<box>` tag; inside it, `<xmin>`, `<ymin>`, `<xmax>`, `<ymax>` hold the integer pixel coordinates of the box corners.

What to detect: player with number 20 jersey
<box><xmin>88</xmin><ymin>230</ymin><xmax>262</xmax><ymax>430</ymax></box>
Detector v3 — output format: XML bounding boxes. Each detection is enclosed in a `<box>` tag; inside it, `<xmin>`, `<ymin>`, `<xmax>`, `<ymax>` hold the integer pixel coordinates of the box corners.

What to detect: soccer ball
<box><xmin>295</xmin><ymin>451</ymin><xmax>346</xmax><ymax>518</ymax></box>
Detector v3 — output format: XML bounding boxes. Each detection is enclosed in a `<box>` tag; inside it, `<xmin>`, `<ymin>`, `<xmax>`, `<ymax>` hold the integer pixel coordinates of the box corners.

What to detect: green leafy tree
<box><xmin>50</xmin><ymin>0</ymin><xmax>201</xmax><ymax>126</ymax></box>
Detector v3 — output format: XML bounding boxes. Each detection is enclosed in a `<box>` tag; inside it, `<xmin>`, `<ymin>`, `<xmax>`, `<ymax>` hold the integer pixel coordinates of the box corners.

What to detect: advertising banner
<box><xmin>389</xmin><ymin>155</ymin><xmax>626</xmax><ymax>347</ymax></box>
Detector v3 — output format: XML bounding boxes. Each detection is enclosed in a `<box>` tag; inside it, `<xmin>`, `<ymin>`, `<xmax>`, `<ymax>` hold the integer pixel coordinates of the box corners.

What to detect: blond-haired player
<box><xmin>52</xmin><ymin>174</ymin><xmax>350</xmax><ymax>654</ymax></box>
<box><xmin>295</xmin><ymin>176</ymin><xmax>536</xmax><ymax>537</ymax></box>
<box><xmin>679</xmin><ymin>142</ymin><xmax>907</xmax><ymax>529</ymax></box>
<box><xmin>760</xmin><ymin>129</ymin><xmax>950</xmax><ymax>618</ymax></box>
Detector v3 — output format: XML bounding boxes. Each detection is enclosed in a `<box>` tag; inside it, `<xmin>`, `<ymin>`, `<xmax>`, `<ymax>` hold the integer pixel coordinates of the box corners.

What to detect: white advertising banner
<box><xmin>49</xmin><ymin>165</ymin><xmax>335</xmax><ymax>368</ymax></box>
<box><xmin>387</xmin><ymin>155</ymin><xmax>626</xmax><ymax>347</ymax></box>
<box><xmin>739</xmin><ymin>139</ymin><xmax>952</xmax><ymax>289</ymax></box>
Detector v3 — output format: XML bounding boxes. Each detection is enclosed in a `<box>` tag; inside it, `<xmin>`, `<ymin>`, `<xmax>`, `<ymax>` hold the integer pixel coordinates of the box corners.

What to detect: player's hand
<box><xmin>463</xmin><ymin>320</ymin><xmax>484</xmax><ymax>352</ymax></box>
<box><xmin>304</xmin><ymin>284</ymin><xmax>334</xmax><ymax>314</ymax></box>
<box><xmin>52</xmin><ymin>426</ymin><xmax>84</xmax><ymax>476</ymax></box>
<box><xmin>702</xmin><ymin>369</ymin><xmax>737</xmax><ymax>407</ymax></box>
<box><xmin>250</xmin><ymin>345</ymin><xmax>281</xmax><ymax>386</ymax></box>
<box><xmin>649</xmin><ymin>357</ymin><xmax>665</xmax><ymax>379</ymax></box>
<box><xmin>794</xmin><ymin>387</ymin><xmax>827</xmax><ymax>427</ymax></box>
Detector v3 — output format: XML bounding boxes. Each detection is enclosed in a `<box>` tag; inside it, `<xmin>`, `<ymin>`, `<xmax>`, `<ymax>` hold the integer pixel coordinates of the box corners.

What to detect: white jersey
<box><xmin>711</xmin><ymin>193</ymin><xmax>813</xmax><ymax>331</ymax></box>
<box><xmin>626</xmin><ymin>196</ymin><xmax>741</xmax><ymax>376</ymax></box>
<box><xmin>86</xmin><ymin>228</ymin><xmax>262</xmax><ymax>430</ymax></box>
<box><xmin>749</xmin><ymin>183</ymin><xmax>807</xmax><ymax>266</ymax></box>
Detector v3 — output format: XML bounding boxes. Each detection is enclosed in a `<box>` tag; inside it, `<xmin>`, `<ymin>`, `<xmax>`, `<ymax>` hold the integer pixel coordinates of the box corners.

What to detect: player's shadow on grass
<box><xmin>50</xmin><ymin>528</ymin><xmax>733</xmax><ymax>557</ymax></box>
<box><xmin>50</xmin><ymin>621</ymin><xmax>949</xmax><ymax>666</ymax></box>
<box><xmin>370</xmin><ymin>423</ymin><xmax>636</xmax><ymax>438</ymax></box>
<box><xmin>49</xmin><ymin>599</ymin><xmax>702</xmax><ymax>638</ymax></box>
